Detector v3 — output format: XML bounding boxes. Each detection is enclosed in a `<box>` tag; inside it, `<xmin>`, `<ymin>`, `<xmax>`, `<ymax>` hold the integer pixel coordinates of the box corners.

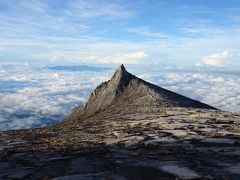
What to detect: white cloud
<box><xmin>202</xmin><ymin>51</ymin><xmax>234</xmax><ymax>66</ymax></box>
<box><xmin>66</xmin><ymin>0</ymin><xmax>133</xmax><ymax>19</ymax></box>
<box><xmin>21</xmin><ymin>0</ymin><xmax>47</xmax><ymax>13</ymax></box>
<box><xmin>139</xmin><ymin>70</ymin><xmax>240</xmax><ymax>112</ymax></box>
<box><xmin>98</xmin><ymin>51</ymin><xmax>148</xmax><ymax>64</ymax></box>
<box><xmin>0</xmin><ymin>65</ymin><xmax>111</xmax><ymax>130</ymax></box>
<box><xmin>128</xmin><ymin>27</ymin><xmax>169</xmax><ymax>39</ymax></box>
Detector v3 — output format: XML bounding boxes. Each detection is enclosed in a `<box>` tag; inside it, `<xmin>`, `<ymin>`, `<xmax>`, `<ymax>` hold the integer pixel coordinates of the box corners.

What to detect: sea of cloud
<box><xmin>0</xmin><ymin>64</ymin><xmax>111</xmax><ymax>130</ymax></box>
<box><xmin>138</xmin><ymin>71</ymin><xmax>240</xmax><ymax>112</ymax></box>
<box><xmin>0</xmin><ymin>64</ymin><xmax>239</xmax><ymax>130</ymax></box>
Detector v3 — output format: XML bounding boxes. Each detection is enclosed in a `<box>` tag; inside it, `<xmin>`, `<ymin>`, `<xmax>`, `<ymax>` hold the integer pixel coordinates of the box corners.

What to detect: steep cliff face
<box><xmin>83</xmin><ymin>65</ymin><xmax>134</xmax><ymax>115</ymax></box>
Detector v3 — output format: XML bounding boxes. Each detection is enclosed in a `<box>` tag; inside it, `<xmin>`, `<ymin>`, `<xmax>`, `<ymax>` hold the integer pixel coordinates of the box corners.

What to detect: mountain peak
<box><xmin>111</xmin><ymin>64</ymin><xmax>131</xmax><ymax>83</ymax></box>
<box><xmin>115</xmin><ymin>64</ymin><xmax>127</xmax><ymax>75</ymax></box>
<box><xmin>80</xmin><ymin>65</ymin><xmax>216</xmax><ymax>116</ymax></box>
<box><xmin>83</xmin><ymin>65</ymin><xmax>134</xmax><ymax>115</ymax></box>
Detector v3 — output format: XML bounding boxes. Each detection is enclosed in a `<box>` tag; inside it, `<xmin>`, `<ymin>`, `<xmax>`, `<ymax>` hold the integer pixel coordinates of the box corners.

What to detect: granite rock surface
<box><xmin>0</xmin><ymin>65</ymin><xmax>239</xmax><ymax>179</ymax></box>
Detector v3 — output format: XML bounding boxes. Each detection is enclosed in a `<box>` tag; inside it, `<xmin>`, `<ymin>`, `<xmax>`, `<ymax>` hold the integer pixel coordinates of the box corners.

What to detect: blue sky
<box><xmin>0</xmin><ymin>0</ymin><xmax>239</xmax><ymax>66</ymax></box>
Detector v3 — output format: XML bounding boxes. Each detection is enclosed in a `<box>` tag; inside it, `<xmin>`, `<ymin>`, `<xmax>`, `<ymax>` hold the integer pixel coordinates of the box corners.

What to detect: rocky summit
<box><xmin>0</xmin><ymin>65</ymin><xmax>240</xmax><ymax>179</ymax></box>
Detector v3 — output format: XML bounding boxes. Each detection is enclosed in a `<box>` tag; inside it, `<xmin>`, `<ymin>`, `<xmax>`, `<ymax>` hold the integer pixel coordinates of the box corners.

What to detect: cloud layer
<box><xmin>0</xmin><ymin>64</ymin><xmax>111</xmax><ymax>130</ymax></box>
<box><xmin>0</xmin><ymin>64</ymin><xmax>239</xmax><ymax>130</ymax></box>
<box><xmin>98</xmin><ymin>51</ymin><xmax>147</xmax><ymax>64</ymax></box>
<box><xmin>139</xmin><ymin>71</ymin><xmax>240</xmax><ymax>112</ymax></box>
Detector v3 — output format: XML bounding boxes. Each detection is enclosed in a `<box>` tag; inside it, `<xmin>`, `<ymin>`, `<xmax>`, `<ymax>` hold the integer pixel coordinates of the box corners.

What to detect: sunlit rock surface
<box><xmin>0</xmin><ymin>65</ymin><xmax>239</xmax><ymax>179</ymax></box>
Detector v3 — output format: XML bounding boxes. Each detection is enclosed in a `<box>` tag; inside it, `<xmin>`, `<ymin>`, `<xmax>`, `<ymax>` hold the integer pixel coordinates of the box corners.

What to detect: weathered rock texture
<box><xmin>0</xmin><ymin>65</ymin><xmax>239</xmax><ymax>179</ymax></box>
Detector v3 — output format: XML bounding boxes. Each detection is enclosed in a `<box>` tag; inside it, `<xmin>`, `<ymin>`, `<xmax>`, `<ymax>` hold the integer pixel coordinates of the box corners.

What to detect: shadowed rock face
<box><xmin>84</xmin><ymin>64</ymin><xmax>134</xmax><ymax>115</ymax></box>
<box><xmin>71</xmin><ymin>64</ymin><xmax>215</xmax><ymax>118</ymax></box>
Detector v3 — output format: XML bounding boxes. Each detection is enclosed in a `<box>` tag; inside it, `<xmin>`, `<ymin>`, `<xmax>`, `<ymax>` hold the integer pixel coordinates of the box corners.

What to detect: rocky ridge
<box><xmin>82</xmin><ymin>65</ymin><xmax>215</xmax><ymax>115</ymax></box>
<box><xmin>0</xmin><ymin>65</ymin><xmax>239</xmax><ymax>179</ymax></box>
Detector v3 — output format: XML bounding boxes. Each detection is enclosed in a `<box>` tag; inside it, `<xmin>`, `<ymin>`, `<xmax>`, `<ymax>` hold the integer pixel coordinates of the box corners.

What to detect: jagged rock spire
<box><xmin>113</xmin><ymin>64</ymin><xmax>129</xmax><ymax>78</ymax></box>
<box><xmin>83</xmin><ymin>64</ymin><xmax>134</xmax><ymax>115</ymax></box>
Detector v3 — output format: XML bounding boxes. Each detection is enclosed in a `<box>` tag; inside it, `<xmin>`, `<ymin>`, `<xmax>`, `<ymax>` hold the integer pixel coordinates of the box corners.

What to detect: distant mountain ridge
<box><xmin>47</xmin><ymin>65</ymin><xmax>110</xmax><ymax>72</ymax></box>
